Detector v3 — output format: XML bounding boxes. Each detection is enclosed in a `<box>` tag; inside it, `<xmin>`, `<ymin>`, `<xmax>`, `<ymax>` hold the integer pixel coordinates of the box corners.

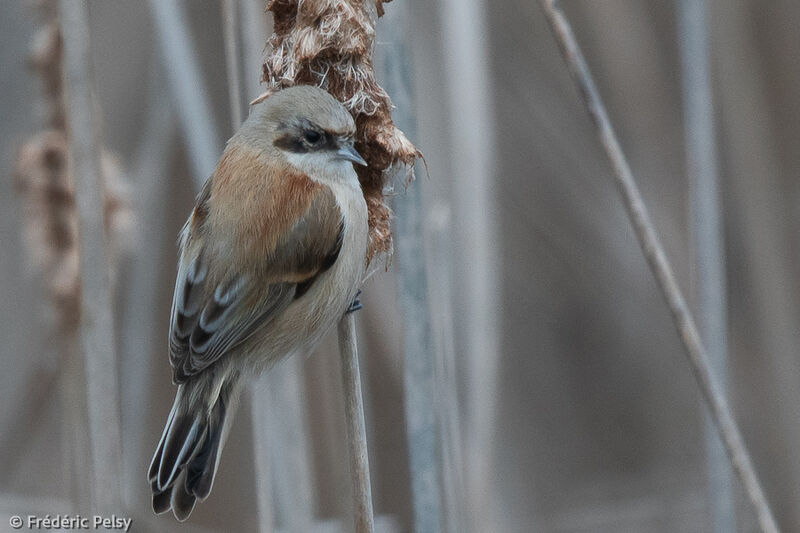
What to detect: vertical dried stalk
<box><xmin>249</xmin><ymin>395</ymin><xmax>275</xmax><ymax>533</ymax></box>
<box><xmin>10</xmin><ymin>5</ymin><xmax>85</xmax><ymax>496</ymax></box>
<box><xmin>148</xmin><ymin>0</ymin><xmax>221</xmax><ymax>183</ymax></box>
<box><xmin>241</xmin><ymin>0</ymin><xmax>271</xmax><ymax>105</ymax></box>
<box><xmin>14</xmin><ymin>0</ymin><xmax>129</xmax><ymax>512</ymax></box>
<box><xmin>117</xmin><ymin>78</ymin><xmax>175</xmax><ymax>510</ymax></box>
<box><xmin>338</xmin><ymin>314</ymin><xmax>375</xmax><ymax>533</ymax></box>
<box><xmin>436</xmin><ymin>0</ymin><xmax>500</xmax><ymax>530</ymax></box>
<box><xmin>264</xmin><ymin>364</ymin><xmax>316</xmax><ymax>531</ymax></box>
<box><xmin>374</xmin><ymin>5</ymin><xmax>445</xmax><ymax>530</ymax></box>
<box><xmin>715</xmin><ymin>0</ymin><xmax>800</xmax><ymax>525</ymax></box>
<box><xmin>394</xmin><ymin>99</ymin><xmax>443</xmax><ymax>533</ymax></box>
<box><xmin>425</xmin><ymin>205</ymin><xmax>467</xmax><ymax>533</ymax></box>
<box><xmin>221</xmin><ymin>0</ymin><xmax>244</xmax><ymax>129</ymax></box>
<box><xmin>677</xmin><ymin>0</ymin><xmax>735</xmax><ymax>531</ymax></box>
<box><xmin>539</xmin><ymin>1</ymin><xmax>779</xmax><ymax>532</ymax></box>
<box><xmin>59</xmin><ymin>0</ymin><xmax>123</xmax><ymax>513</ymax></box>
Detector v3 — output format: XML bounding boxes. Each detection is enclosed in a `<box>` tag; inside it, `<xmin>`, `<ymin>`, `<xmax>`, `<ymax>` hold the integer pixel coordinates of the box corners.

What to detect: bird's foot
<box><xmin>346</xmin><ymin>290</ymin><xmax>362</xmax><ymax>314</ymax></box>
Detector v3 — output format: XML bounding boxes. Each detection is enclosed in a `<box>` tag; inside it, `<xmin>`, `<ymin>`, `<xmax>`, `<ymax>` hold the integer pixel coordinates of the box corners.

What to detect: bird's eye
<box><xmin>303</xmin><ymin>130</ymin><xmax>322</xmax><ymax>145</ymax></box>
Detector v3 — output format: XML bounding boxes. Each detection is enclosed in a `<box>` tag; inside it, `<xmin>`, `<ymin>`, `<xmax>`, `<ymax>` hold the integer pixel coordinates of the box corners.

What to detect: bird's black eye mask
<box><xmin>273</xmin><ymin>119</ymin><xmax>338</xmax><ymax>153</ymax></box>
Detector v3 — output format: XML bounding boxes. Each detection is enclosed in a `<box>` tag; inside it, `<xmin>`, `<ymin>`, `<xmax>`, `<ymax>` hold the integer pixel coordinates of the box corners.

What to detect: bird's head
<box><xmin>243</xmin><ymin>85</ymin><xmax>367</xmax><ymax>179</ymax></box>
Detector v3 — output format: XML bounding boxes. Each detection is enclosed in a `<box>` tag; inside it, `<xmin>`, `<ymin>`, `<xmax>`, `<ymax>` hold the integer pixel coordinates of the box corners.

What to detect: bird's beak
<box><xmin>336</xmin><ymin>145</ymin><xmax>368</xmax><ymax>166</ymax></box>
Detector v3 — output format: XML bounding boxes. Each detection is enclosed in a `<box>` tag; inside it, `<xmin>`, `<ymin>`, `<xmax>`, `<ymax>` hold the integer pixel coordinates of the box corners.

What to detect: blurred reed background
<box><xmin>1</xmin><ymin>1</ymin><xmax>799</xmax><ymax>532</ymax></box>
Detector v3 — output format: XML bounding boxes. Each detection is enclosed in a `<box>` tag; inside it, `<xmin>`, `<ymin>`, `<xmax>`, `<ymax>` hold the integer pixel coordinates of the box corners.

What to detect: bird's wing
<box><xmin>167</xmin><ymin>163</ymin><xmax>344</xmax><ymax>384</ymax></box>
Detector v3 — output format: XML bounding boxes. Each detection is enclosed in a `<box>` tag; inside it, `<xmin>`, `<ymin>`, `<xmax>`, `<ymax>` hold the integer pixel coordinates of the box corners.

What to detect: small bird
<box><xmin>148</xmin><ymin>85</ymin><xmax>368</xmax><ymax>521</ymax></box>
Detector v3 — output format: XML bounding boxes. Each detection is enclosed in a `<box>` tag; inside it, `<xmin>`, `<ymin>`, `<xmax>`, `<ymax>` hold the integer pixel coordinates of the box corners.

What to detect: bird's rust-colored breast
<box><xmin>204</xmin><ymin>142</ymin><xmax>323</xmax><ymax>271</ymax></box>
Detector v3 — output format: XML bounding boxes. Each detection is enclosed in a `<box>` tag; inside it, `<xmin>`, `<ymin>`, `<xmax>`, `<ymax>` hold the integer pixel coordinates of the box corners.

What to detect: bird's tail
<box><xmin>148</xmin><ymin>375</ymin><xmax>241</xmax><ymax>521</ymax></box>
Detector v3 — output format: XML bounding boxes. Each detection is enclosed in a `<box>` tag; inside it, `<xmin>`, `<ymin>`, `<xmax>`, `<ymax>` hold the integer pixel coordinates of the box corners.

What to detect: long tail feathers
<box><xmin>148</xmin><ymin>378</ymin><xmax>234</xmax><ymax>521</ymax></box>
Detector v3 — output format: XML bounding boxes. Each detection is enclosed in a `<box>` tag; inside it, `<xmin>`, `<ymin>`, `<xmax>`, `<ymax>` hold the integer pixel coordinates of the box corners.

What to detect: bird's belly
<box><xmin>242</xmin><ymin>184</ymin><xmax>367</xmax><ymax>373</ymax></box>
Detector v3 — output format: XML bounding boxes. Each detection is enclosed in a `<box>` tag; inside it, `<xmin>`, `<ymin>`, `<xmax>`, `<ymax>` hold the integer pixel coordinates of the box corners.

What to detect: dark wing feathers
<box><xmin>294</xmin><ymin>218</ymin><xmax>343</xmax><ymax>299</ymax></box>
<box><xmin>167</xmin><ymin>180</ymin><xmax>343</xmax><ymax>384</ymax></box>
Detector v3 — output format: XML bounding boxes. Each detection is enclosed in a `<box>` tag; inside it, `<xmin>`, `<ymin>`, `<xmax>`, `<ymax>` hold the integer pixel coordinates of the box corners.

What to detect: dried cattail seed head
<box><xmin>261</xmin><ymin>0</ymin><xmax>420</xmax><ymax>264</ymax></box>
